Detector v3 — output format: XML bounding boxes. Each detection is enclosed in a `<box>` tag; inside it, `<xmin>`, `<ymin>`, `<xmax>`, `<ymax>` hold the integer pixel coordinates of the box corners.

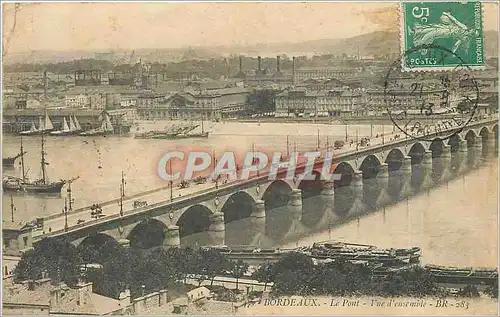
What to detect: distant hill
<box><xmin>4</xmin><ymin>30</ymin><xmax>497</xmax><ymax>65</ymax></box>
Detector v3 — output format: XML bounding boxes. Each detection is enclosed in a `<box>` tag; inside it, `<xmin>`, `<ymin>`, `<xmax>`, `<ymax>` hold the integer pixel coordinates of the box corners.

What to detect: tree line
<box><xmin>13</xmin><ymin>237</ymin><xmax>497</xmax><ymax>300</ymax></box>
<box><xmin>13</xmin><ymin>237</ymin><xmax>249</xmax><ymax>299</ymax></box>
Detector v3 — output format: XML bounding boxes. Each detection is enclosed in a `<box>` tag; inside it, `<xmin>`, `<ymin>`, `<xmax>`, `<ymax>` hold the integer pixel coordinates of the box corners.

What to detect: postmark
<box><xmin>384</xmin><ymin>44</ymin><xmax>479</xmax><ymax>142</ymax></box>
<box><xmin>401</xmin><ymin>1</ymin><xmax>484</xmax><ymax>71</ymax></box>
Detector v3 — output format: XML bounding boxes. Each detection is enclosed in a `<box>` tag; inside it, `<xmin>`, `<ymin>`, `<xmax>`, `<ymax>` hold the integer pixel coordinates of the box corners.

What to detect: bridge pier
<box><xmin>321</xmin><ymin>180</ymin><xmax>335</xmax><ymax>208</ymax></box>
<box><xmin>456</xmin><ymin>139</ymin><xmax>468</xmax><ymax>174</ymax></box>
<box><xmin>349</xmin><ymin>171</ymin><xmax>364</xmax><ymax>217</ymax></box>
<box><xmin>474</xmin><ymin>136</ymin><xmax>483</xmax><ymax>167</ymax></box>
<box><xmin>420</xmin><ymin>150</ymin><xmax>433</xmax><ymax>191</ymax></box>
<box><xmin>485</xmin><ymin>132</ymin><xmax>497</xmax><ymax>157</ymax></box>
<box><xmin>288</xmin><ymin>189</ymin><xmax>303</xmax><ymax>216</ymax></box>
<box><xmin>208</xmin><ymin>212</ymin><xmax>225</xmax><ymax>245</ymax></box>
<box><xmin>376</xmin><ymin>163</ymin><xmax>391</xmax><ymax>207</ymax></box>
<box><xmin>439</xmin><ymin>145</ymin><xmax>452</xmax><ymax>183</ymax></box>
<box><xmin>251</xmin><ymin>200</ymin><xmax>266</xmax><ymax>234</ymax></box>
<box><xmin>163</xmin><ymin>225</ymin><xmax>181</xmax><ymax>248</ymax></box>
<box><xmin>398</xmin><ymin>156</ymin><xmax>413</xmax><ymax>199</ymax></box>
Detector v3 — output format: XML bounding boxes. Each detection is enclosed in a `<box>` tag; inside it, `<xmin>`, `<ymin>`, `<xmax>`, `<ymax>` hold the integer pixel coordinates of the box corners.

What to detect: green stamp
<box><xmin>401</xmin><ymin>1</ymin><xmax>484</xmax><ymax>70</ymax></box>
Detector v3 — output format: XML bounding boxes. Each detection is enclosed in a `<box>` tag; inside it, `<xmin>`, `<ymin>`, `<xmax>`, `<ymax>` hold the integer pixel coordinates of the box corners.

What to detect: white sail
<box><xmin>69</xmin><ymin>116</ymin><xmax>77</xmax><ymax>131</ymax></box>
<box><xmin>30</xmin><ymin>121</ymin><xmax>37</xmax><ymax>132</ymax></box>
<box><xmin>62</xmin><ymin>118</ymin><xmax>70</xmax><ymax>132</ymax></box>
<box><xmin>74</xmin><ymin>116</ymin><xmax>82</xmax><ymax>131</ymax></box>
<box><xmin>104</xmin><ymin>114</ymin><xmax>114</xmax><ymax>132</ymax></box>
<box><xmin>38</xmin><ymin>116</ymin><xmax>44</xmax><ymax>131</ymax></box>
<box><xmin>44</xmin><ymin>112</ymin><xmax>54</xmax><ymax>130</ymax></box>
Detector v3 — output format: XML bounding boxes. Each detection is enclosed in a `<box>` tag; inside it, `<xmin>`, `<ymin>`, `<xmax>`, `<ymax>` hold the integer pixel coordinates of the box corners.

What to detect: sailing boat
<box><xmin>2</xmin><ymin>138</ymin><xmax>27</xmax><ymax>167</ymax></box>
<box><xmin>19</xmin><ymin>111</ymin><xmax>54</xmax><ymax>135</ymax></box>
<box><xmin>50</xmin><ymin>117</ymin><xmax>72</xmax><ymax>135</ymax></box>
<box><xmin>79</xmin><ymin>112</ymin><xmax>114</xmax><ymax>136</ymax></box>
<box><xmin>72</xmin><ymin>116</ymin><xmax>82</xmax><ymax>132</ymax></box>
<box><xmin>19</xmin><ymin>121</ymin><xmax>39</xmax><ymax>135</ymax></box>
<box><xmin>2</xmin><ymin>135</ymin><xmax>75</xmax><ymax>194</ymax></box>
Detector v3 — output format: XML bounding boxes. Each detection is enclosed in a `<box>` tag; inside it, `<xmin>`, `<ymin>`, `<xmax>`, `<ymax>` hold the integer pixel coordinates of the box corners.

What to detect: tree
<box><xmin>200</xmin><ymin>249</ymin><xmax>230</xmax><ymax>286</ymax></box>
<box><xmin>229</xmin><ymin>260</ymin><xmax>249</xmax><ymax>290</ymax></box>
<box><xmin>13</xmin><ymin>237</ymin><xmax>82</xmax><ymax>287</ymax></box>
<box><xmin>247</xmin><ymin>89</ymin><xmax>277</xmax><ymax>114</ymax></box>
<box><xmin>251</xmin><ymin>262</ymin><xmax>275</xmax><ymax>291</ymax></box>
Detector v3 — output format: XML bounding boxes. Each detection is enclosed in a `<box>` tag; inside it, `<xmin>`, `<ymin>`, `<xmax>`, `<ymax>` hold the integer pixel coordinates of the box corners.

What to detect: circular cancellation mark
<box><xmin>384</xmin><ymin>44</ymin><xmax>479</xmax><ymax>142</ymax></box>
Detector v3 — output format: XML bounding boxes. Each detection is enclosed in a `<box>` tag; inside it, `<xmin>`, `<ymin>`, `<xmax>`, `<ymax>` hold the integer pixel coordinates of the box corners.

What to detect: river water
<box><xmin>2</xmin><ymin>121</ymin><xmax>498</xmax><ymax>270</ymax></box>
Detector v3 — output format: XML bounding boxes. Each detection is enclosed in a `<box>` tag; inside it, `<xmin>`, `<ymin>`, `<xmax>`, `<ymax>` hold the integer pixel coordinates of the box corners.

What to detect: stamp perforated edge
<box><xmin>398</xmin><ymin>1</ymin><xmax>487</xmax><ymax>72</ymax></box>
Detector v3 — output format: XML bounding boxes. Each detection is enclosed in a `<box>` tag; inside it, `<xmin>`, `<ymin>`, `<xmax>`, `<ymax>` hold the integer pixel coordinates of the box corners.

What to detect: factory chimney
<box><xmin>257</xmin><ymin>56</ymin><xmax>262</xmax><ymax>72</ymax></box>
<box><xmin>292</xmin><ymin>57</ymin><xmax>296</xmax><ymax>85</ymax></box>
<box><xmin>43</xmin><ymin>71</ymin><xmax>48</xmax><ymax>99</ymax></box>
<box><xmin>239</xmin><ymin>56</ymin><xmax>243</xmax><ymax>72</ymax></box>
<box><xmin>276</xmin><ymin>56</ymin><xmax>281</xmax><ymax>73</ymax></box>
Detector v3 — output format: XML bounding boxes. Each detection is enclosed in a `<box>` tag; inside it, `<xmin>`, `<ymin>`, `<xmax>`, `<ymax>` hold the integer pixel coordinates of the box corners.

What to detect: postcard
<box><xmin>2</xmin><ymin>1</ymin><xmax>498</xmax><ymax>315</ymax></box>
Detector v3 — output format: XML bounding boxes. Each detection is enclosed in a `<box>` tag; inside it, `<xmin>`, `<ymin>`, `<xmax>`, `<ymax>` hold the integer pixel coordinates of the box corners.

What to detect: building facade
<box><xmin>275</xmin><ymin>88</ymin><xmax>365</xmax><ymax>117</ymax></box>
<box><xmin>136</xmin><ymin>87</ymin><xmax>250</xmax><ymax>120</ymax></box>
<box><xmin>65</xmin><ymin>93</ymin><xmax>106</xmax><ymax>110</ymax></box>
<box><xmin>294</xmin><ymin>67</ymin><xmax>363</xmax><ymax>83</ymax></box>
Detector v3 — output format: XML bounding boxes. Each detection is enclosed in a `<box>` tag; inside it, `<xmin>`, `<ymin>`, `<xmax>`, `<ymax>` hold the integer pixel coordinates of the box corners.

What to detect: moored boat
<box><xmin>19</xmin><ymin>121</ymin><xmax>39</xmax><ymax>136</ymax></box>
<box><xmin>50</xmin><ymin>117</ymin><xmax>72</xmax><ymax>135</ymax></box>
<box><xmin>79</xmin><ymin>113</ymin><xmax>114</xmax><ymax>136</ymax></box>
<box><xmin>19</xmin><ymin>111</ymin><xmax>54</xmax><ymax>135</ymax></box>
<box><xmin>2</xmin><ymin>134</ymin><xmax>77</xmax><ymax>195</ymax></box>
<box><xmin>305</xmin><ymin>241</ymin><xmax>421</xmax><ymax>264</ymax></box>
<box><xmin>2</xmin><ymin>146</ymin><xmax>27</xmax><ymax>167</ymax></box>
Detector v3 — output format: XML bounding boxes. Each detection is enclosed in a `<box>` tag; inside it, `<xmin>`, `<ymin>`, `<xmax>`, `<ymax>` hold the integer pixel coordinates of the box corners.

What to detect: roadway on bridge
<box><xmin>35</xmin><ymin>116</ymin><xmax>497</xmax><ymax>236</ymax></box>
<box><xmin>34</xmin><ymin>129</ymin><xmax>403</xmax><ymax>236</ymax></box>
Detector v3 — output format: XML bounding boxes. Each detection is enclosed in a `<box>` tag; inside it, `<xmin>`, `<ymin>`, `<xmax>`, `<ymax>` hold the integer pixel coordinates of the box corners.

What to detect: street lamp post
<box><xmin>64</xmin><ymin>197</ymin><xmax>68</xmax><ymax>232</ymax></box>
<box><xmin>169</xmin><ymin>159</ymin><xmax>173</xmax><ymax>203</ymax></box>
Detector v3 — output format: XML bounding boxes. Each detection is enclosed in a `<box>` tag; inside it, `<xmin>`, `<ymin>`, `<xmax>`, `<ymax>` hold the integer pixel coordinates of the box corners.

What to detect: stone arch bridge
<box><xmin>33</xmin><ymin>119</ymin><xmax>498</xmax><ymax>254</ymax></box>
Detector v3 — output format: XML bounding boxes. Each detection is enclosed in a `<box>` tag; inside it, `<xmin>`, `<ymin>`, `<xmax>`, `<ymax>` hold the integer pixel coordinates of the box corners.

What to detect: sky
<box><xmin>2</xmin><ymin>1</ymin><xmax>499</xmax><ymax>53</ymax></box>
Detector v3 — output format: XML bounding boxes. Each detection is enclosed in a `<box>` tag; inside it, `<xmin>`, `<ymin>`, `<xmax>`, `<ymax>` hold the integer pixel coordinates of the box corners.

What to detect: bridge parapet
<box><xmin>31</xmin><ymin>118</ymin><xmax>498</xmax><ymax>244</ymax></box>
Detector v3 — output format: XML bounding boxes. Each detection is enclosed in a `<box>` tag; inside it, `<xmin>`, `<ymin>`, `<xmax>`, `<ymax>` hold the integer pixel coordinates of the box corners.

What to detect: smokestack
<box><xmin>276</xmin><ymin>56</ymin><xmax>281</xmax><ymax>73</ymax></box>
<box><xmin>239</xmin><ymin>56</ymin><xmax>243</xmax><ymax>72</ymax></box>
<box><xmin>43</xmin><ymin>71</ymin><xmax>48</xmax><ymax>99</ymax></box>
<box><xmin>292</xmin><ymin>57</ymin><xmax>296</xmax><ymax>85</ymax></box>
<box><xmin>258</xmin><ymin>56</ymin><xmax>262</xmax><ymax>72</ymax></box>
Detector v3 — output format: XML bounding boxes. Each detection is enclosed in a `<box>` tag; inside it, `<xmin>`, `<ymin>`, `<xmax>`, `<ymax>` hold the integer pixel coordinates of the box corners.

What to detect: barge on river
<box><xmin>299</xmin><ymin>241</ymin><xmax>421</xmax><ymax>265</ymax></box>
<box><xmin>205</xmin><ymin>241</ymin><xmax>421</xmax><ymax>266</ymax></box>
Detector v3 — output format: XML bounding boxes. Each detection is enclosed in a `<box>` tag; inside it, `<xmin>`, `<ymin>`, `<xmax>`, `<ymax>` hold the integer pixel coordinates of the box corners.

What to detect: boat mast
<box><xmin>40</xmin><ymin>134</ymin><xmax>47</xmax><ymax>184</ymax></box>
<box><xmin>119</xmin><ymin>171</ymin><xmax>125</xmax><ymax>217</ymax></box>
<box><xmin>10</xmin><ymin>195</ymin><xmax>15</xmax><ymax>222</ymax></box>
<box><xmin>20</xmin><ymin>136</ymin><xmax>26</xmax><ymax>180</ymax></box>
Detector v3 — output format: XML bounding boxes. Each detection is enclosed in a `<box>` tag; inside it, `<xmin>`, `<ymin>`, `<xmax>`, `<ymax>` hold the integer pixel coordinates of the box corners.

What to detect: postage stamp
<box><xmin>401</xmin><ymin>1</ymin><xmax>485</xmax><ymax>71</ymax></box>
<box><xmin>385</xmin><ymin>44</ymin><xmax>480</xmax><ymax>141</ymax></box>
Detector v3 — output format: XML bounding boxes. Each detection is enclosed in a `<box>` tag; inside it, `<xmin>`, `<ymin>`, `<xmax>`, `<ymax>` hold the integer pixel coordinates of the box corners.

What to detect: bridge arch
<box><xmin>176</xmin><ymin>204</ymin><xmax>213</xmax><ymax>238</ymax></box>
<box><xmin>332</xmin><ymin>162</ymin><xmax>355</xmax><ymax>188</ymax></box>
<box><xmin>408</xmin><ymin>142</ymin><xmax>426</xmax><ymax>165</ymax></box>
<box><xmin>465</xmin><ymin>130</ymin><xmax>477</xmax><ymax>147</ymax></box>
<box><xmin>77</xmin><ymin>233</ymin><xmax>120</xmax><ymax>264</ymax></box>
<box><xmin>429</xmin><ymin>138</ymin><xmax>445</xmax><ymax>158</ymax></box>
<box><xmin>127</xmin><ymin>218</ymin><xmax>168</xmax><ymax>249</ymax></box>
<box><xmin>261</xmin><ymin>179</ymin><xmax>293</xmax><ymax>211</ymax></box>
<box><xmin>448</xmin><ymin>134</ymin><xmax>462</xmax><ymax>153</ymax></box>
<box><xmin>385</xmin><ymin>148</ymin><xmax>405</xmax><ymax>171</ymax></box>
<box><xmin>359</xmin><ymin>155</ymin><xmax>381</xmax><ymax>179</ymax></box>
<box><xmin>221</xmin><ymin>191</ymin><xmax>256</xmax><ymax>224</ymax></box>
<box><xmin>298</xmin><ymin>170</ymin><xmax>323</xmax><ymax>199</ymax></box>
